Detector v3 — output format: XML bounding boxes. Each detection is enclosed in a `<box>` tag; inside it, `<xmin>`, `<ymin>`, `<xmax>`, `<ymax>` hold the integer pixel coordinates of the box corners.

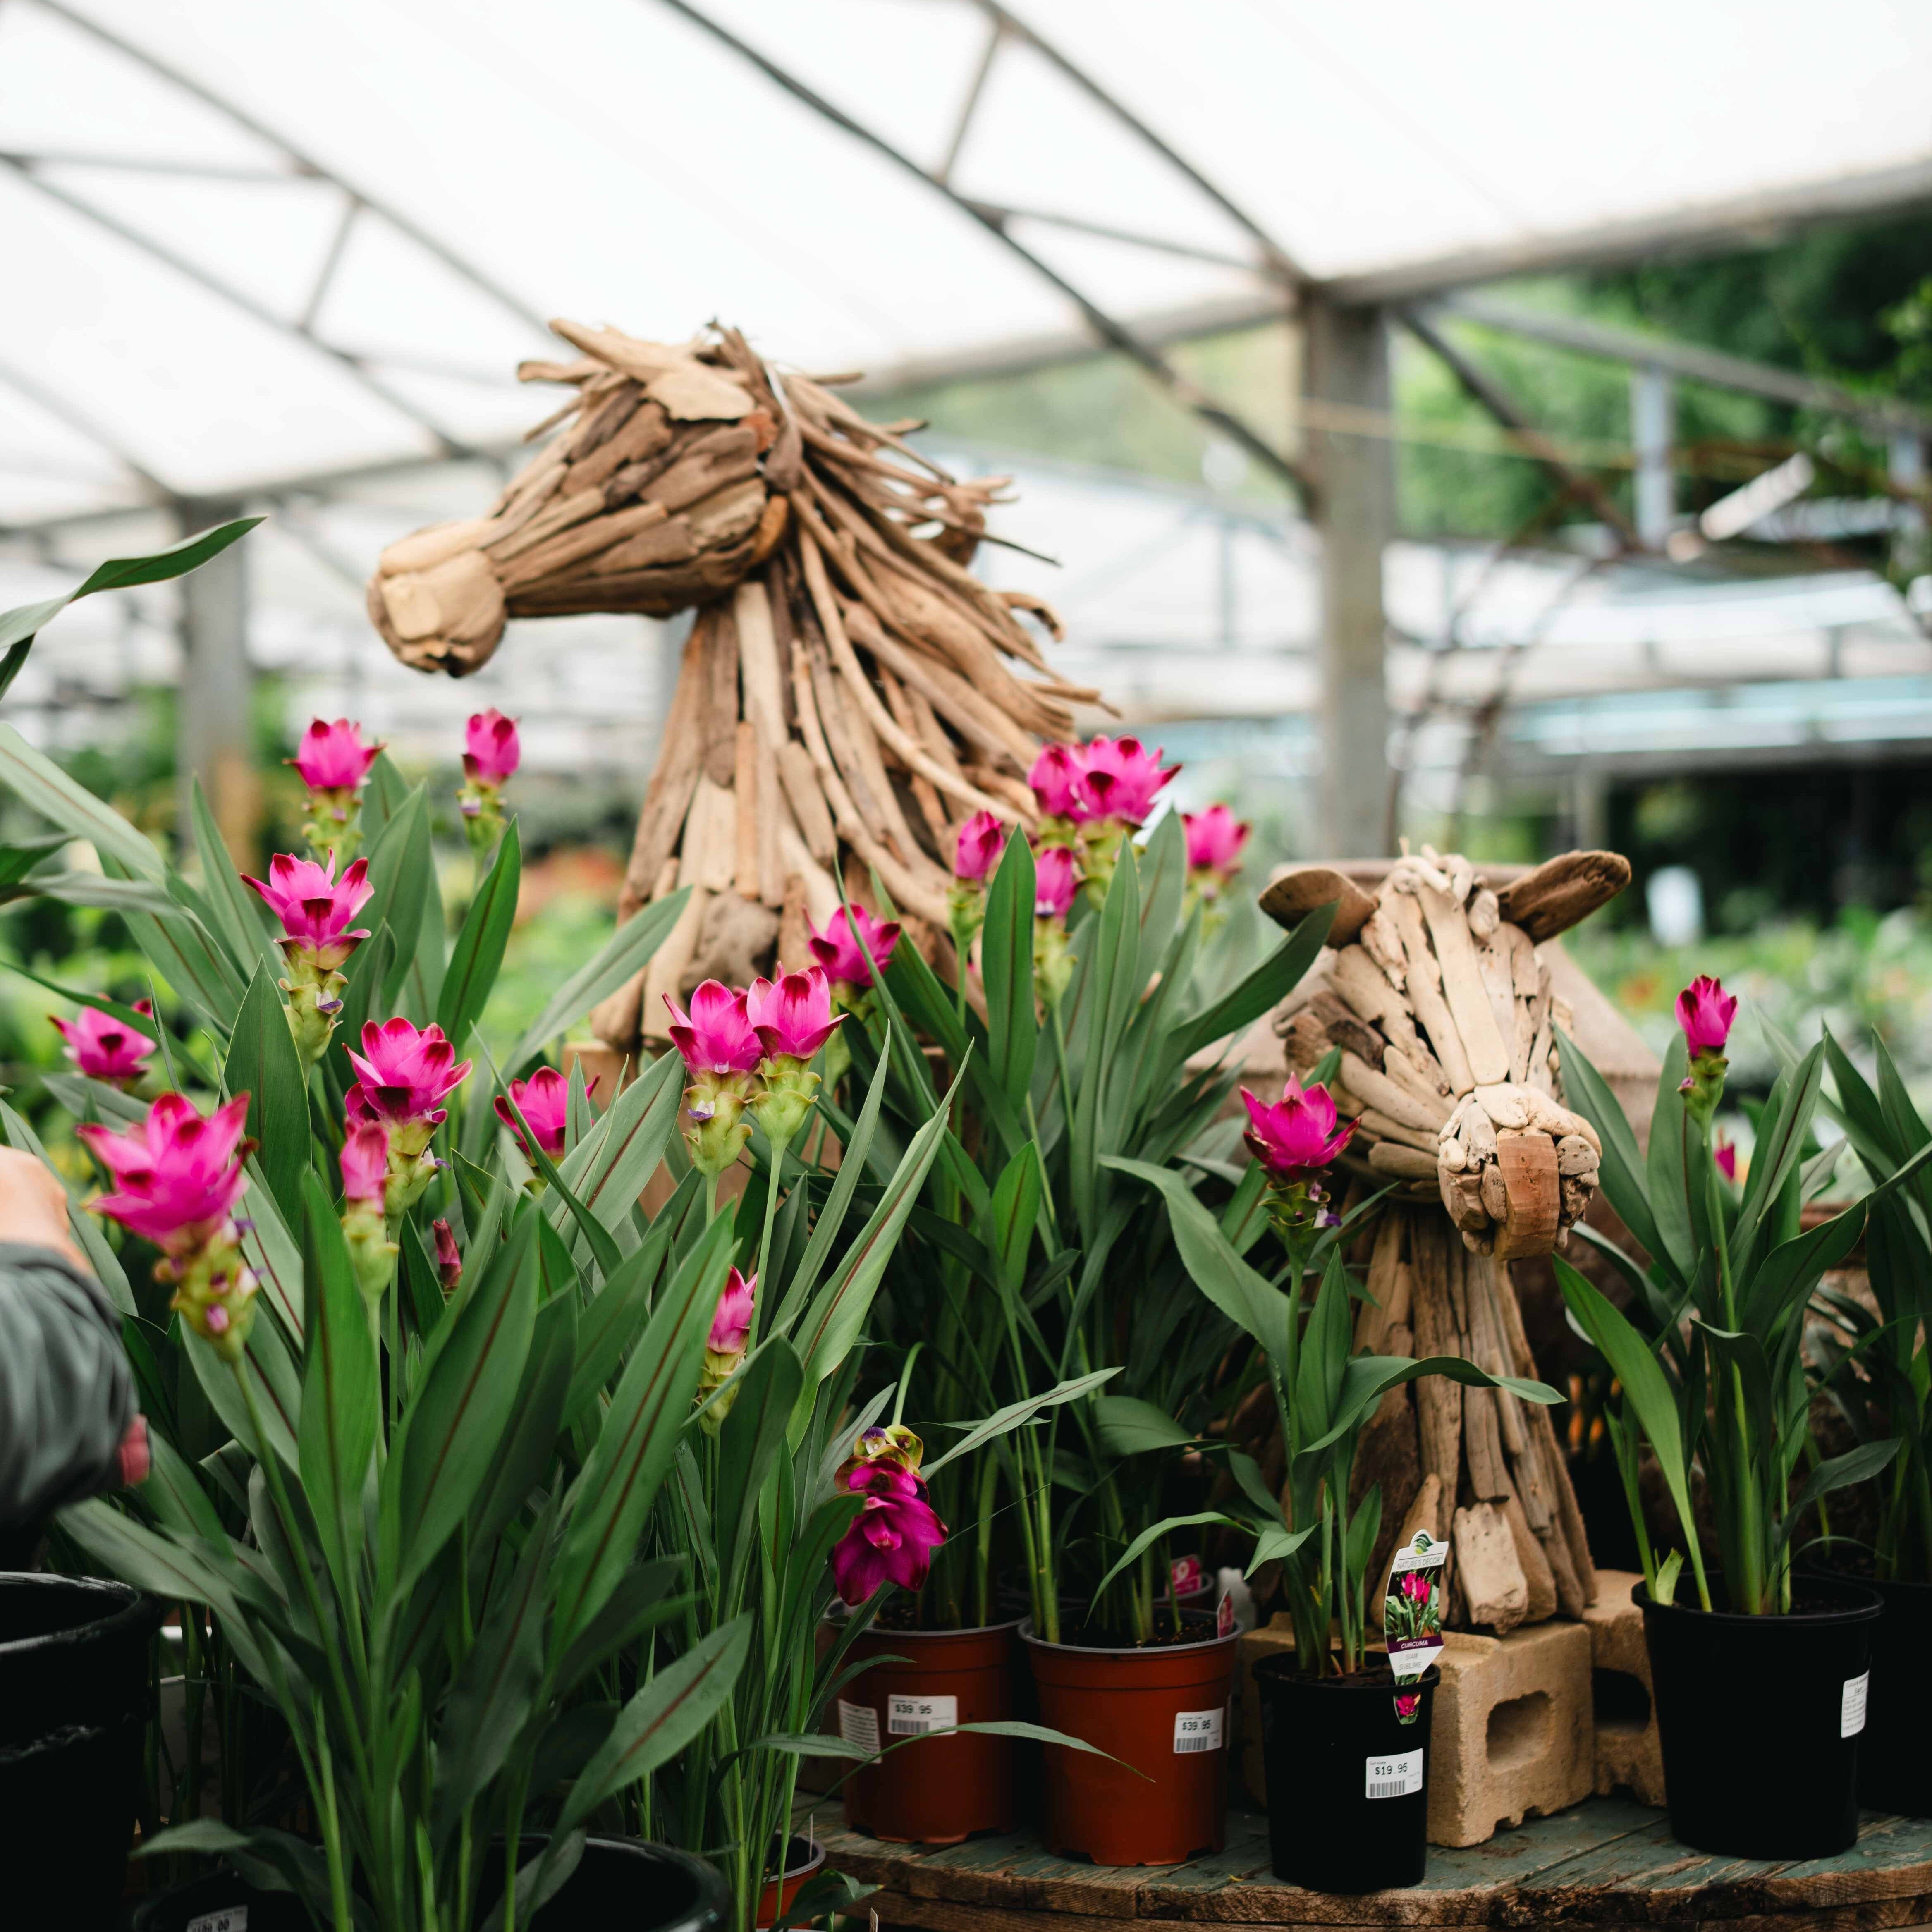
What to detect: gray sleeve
<box><xmin>0</xmin><ymin>1242</ymin><xmax>138</xmax><ymax>1525</ymax></box>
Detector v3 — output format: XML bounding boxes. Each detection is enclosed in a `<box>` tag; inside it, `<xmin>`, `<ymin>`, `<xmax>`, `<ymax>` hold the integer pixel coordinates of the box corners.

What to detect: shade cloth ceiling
<box><xmin>3</xmin><ymin>0</ymin><xmax>1931</xmax><ymax>525</ymax></box>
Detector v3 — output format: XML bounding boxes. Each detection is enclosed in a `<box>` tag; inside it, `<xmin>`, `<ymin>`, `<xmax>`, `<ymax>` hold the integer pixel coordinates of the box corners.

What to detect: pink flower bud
<box><xmin>1033</xmin><ymin>845</ymin><xmax>1078</xmax><ymax>918</ymax></box>
<box><xmin>952</xmin><ymin>810</ymin><xmax>1009</xmax><ymax>883</ymax></box>
<box><xmin>830</xmin><ymin>1459</ymin><xmax>948</xmax><ymax>1606</ymax></box>
<box><xmin>807</xmin><ymin>906</ymin><xmax>900</xmax><ymax>991</ymax></box>
<box><xmin>664</xmin><ymin>981</ymin><xmax>764</xmax><ymax>1079</ymax></box>
<box><xmin>1241</xmin><ymin>1078</ymin><xmax>1354</xmax><ymax>1181</ymax></box>
<box><xmin>1184</xmin><ymin>803</ymin><xmax>1249</xmax><ymax>873</ymax></box>
<box><xmin>1676</xmin><ymin>975</ymin><xmax>1737</xmax><ymax>1058</ymax></box>
<box><xmin>708</xmin><ymin>1267</ymin><xmax>757</xmax><ymax>1354</ymax></box>
<box><xmin>51</xmin><ymin>999</ymin><xmax>155</xmax><ymax>1085</ymax></box>
<box><xmin>1027</xmin><ymin>741</ymin><xmax>1092</xmax><ymax>822</ymax></box>
<box><xmin>746</xmin><ymin>967</ymin><xmax>842</xmax><ymax>1062</ymax></box>
<box><xmin>1714</xmin><ymin>1136</ymin><xmax>1738</xmax><ymax>1183</ymax></box>
<box><xmin>433</xmin><ymin>1219</ymin><xmax>462</xmax><ymax>1292</ymax></box>
<box><xmin>291</xmin><ymin>718</ymin><xmax>380</xmax><ymax>794</ymax></box>
<box><xmin>463</xmin><ymin>709</ymin><xmax>520</xmax><ymax>787</ymax></box>
<box><xmin>339</xmin><ymin>1119</ymin><xmax>389</xmax><ymax>1209</ymax></box>
<box><xmin>344</xmin><ymin>1017</ymin><xmax>472</xmax><ymax>1128</ymax></box>
<box><xmin>494</xmin><ymin>1066</ymin><xmax>578</xmax><ymax>1159</ymax></box>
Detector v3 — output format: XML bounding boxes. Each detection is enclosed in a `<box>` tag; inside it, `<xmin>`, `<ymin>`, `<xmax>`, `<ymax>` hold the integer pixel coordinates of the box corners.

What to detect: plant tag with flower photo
<box><xmin>889</xmin><ymin>1694</ymin><xmax>957</xmax><ymax>1736</ymax></box>
<box><xmin>1173</xmin><ymin>1706</ymin><xmax>1224</xmax><ymax>1753</ymax></box>
<box><xmin>1384</xmin><ymin>1529</ymin><xmax>1448</xmax><ymax>1717</ymax></box>
<box><xmin>1171</xmin><ymin>1553</ymin><xmax>1205</xmax><ymax>1597</ymax></box>
<box><xmin>1217</xmin><ymin>1587</ymin><xmax>1236</xmax><ymax>1638</ymax></box>
<box><xmin>836</xmin><ymin>1699</ymin><xmax>880</xmax><ymax>1755</ymax></box>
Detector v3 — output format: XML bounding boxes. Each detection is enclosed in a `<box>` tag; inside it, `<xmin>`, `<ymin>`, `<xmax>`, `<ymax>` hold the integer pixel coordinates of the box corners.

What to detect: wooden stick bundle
<box><xmin>369</xmin><ymin>319</ymin><xmax>1107</xmax><ymax>1043</ymax></box>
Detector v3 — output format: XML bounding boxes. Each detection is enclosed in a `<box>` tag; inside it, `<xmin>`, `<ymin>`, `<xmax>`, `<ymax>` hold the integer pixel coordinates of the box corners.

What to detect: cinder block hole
<box><xmin>1592</xmin><ymin>1667</ymin><xmax>1651</xmax><ymax>1733</ymax></box>
<box><xmin>1485</xmin><ymin>1690</ymin><xmax>1553</xmax><ymax>1771</ymax></box>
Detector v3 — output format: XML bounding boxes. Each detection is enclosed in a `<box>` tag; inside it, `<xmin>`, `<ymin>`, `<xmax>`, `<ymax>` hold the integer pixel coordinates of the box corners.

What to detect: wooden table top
<box><xmin>818</xmin><ymin>1798</ymin><xmax>1932</xmax><ymax>1929</ymax></box>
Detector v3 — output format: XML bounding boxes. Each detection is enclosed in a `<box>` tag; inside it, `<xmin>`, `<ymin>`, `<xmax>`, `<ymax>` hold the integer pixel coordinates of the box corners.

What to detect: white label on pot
<box><xmin>1841</xmin><ymin>1671</ymin><xmax>1869</xmax><ymax>1738</ymax></box>
<box><xmin>187</xmin><ymin>1913</ymin><xmax>248</xmax><ymax>1932</ymax></box>
<box><xmin>836</xmin><ymin>1698</ymin><xmax>880</xmax><ymax>1755</ymax></box>
<box><xmin>888</xmin><ymin>1693</ymin><xmax>958</xmax><ymax>1736</ymax></box>
<box><xmin>1173</xmin><ymin>1706</ymin><xmax>1224</xmax><ymax>1753</ymax></box>
<box><xmin>1365</xmin><ymin>1749</ymin><xmax>1425</xmax><ymax>1799</ymax></box>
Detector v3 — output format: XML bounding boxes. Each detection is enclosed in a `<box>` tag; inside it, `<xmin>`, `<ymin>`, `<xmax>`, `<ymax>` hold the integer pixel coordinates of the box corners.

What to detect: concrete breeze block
<box><xmin>1427</xmin><ymin>1621</ymin><xmax>1593</xmax><ymax>1848</ymax></box>
<box><xmin>1235</xmin><ymin>1615</ymin><xmax>1298</xmax><ymax>1807</ymax></box>
<box><xmin>1580</xmin><ymin>1569</ymin><xmax>1665</xmax><ymax>1808</ymax></box>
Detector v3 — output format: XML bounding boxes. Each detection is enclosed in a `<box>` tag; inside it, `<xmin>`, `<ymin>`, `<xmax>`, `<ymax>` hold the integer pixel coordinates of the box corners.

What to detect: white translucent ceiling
<box><xmin>3</xmin><ymin>0</ymin><xmax>1931</xmax><ymax>523</ymax></box>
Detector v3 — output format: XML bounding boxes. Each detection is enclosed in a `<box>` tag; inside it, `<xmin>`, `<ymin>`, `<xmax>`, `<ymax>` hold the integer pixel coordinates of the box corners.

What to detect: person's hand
<box><xmin>0</xmin><ymin>1148</ymin><xmax>89</xmax><ymax>1273</ymax></box>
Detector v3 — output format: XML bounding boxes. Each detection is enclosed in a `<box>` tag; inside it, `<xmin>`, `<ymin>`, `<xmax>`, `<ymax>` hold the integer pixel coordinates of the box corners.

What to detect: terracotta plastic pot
<box><xmin>1641</xmin><ymin>1573</ymin><xmax>1880</xmax><ymax>1858</ymax></box>
<box><xmin>0</xmin><ymin>1573</ymin><xmax>161</xmax><ymax>1932</ymax></box>
<box><xmin>1020</xmin><ymin>1615</ymin><xmax>1235</xmax><ymax>1867</ymax></box>
<box><xmin>1255</xmin><ymin>1657</ymin><xmax>1439</xmax><ymax>1891</ymax></box>
<box><xmin>756</xmin><ymin>1834</ymin><xmax>825</xmax><ymax>1929</ymax></box>
<box><xmin>839</xmin><ymin>1618</ymin><xmax>1022</xmax><ymax>1843</ymax></box>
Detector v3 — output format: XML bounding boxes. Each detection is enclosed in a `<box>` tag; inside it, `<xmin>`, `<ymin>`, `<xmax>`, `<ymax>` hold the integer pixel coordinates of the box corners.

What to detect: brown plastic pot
<box><xmin>1021</xmin><ymin>1615</ymin><xmax>1235</xmax><ymax>1867</ymax></box>
<box><xmin>756</xmin><ymin>1834</ymin><xmax>824</xmax><ymax>1929</ymax></box>
<box><xmin>840</xmin><ymin>1618</ymin><xmax>1023</xmax><ymax>1844</ymax></box>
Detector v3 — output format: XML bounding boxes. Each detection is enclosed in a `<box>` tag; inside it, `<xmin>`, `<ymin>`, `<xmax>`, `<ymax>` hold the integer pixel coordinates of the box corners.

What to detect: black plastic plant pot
<box><xmin>1848</xmin><ymin>1573</ymin><xmax>1930</xmax><ymax>1817</ymax></box>
<box><xmin>1253</xmin><ymin>1655</ymin><xmax>1438</xmax><ymax>1893</ymax></box>
<box><xmin>0</xmin><ymin>1573</ymin><xmax>162</xmax><ymax>1932</ymax></box>
<box><xmin>1639</xmin><ymin>1574</ymin><xmax>1882</xmax><ymax>1858</ymax></box>
<box><xmin>134</xmin><ymin>1836</ymin><xmax>732</xmax><ymax>1931</ymax></box>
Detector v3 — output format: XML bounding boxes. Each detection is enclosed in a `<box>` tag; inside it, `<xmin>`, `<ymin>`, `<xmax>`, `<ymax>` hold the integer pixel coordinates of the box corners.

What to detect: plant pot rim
<box><xmin>1635</xmin><ymin>1573</ymin><xmax>1882</xmax><ymax>1626</ymax></box>
<box><xmin>770</xmin><ymin>1835</ymin><xmax>825</xmax><ymax>1882</ymax></box>
<box><xmin>1804</xmin><ymin>1561</ymin><xmax>1932</xmax><ymax>1592</ymax></box>
<box><xmin>829</xmin><ymin>1609</ymin><xmax>1026</xmax><ymax>1639</ymax></box>
<box><xmin>1252</xmin><ymin>1655</ymin><xmax>1441</xmax><ymax>1692</ymax></box>
<box><xmin>0</xmin><ymin>1572</ymin><xmax>160</xmax><ymax>1659</ymax></box>
<box><xmin>1017</xmin><ymin>1614</ymin><xmax>1233</xmax><ymax>1658</ymax></box>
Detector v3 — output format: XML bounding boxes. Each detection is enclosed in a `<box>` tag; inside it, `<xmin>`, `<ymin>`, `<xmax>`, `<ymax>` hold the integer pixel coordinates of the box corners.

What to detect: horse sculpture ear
<box><xmin>1257</xmin><ymin>865</ymin><xmax>1377</xmax><ymax>945</ymax></box>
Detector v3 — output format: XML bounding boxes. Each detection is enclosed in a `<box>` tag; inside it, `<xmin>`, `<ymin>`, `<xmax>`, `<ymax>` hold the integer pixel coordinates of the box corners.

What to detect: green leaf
<box><xmin>1557</xmin><ymin>1026</ymin><xmax>1666</xmax><ymax>1269</ymax></box>
<box><xmin>1089</xmin><ymin>1509</ymin><xmax>1268</xmax><ymax>1604</ymax></box>
<box><xmin>439</xmin><ymin>821</ymin><xmax>520</xmax><ymax>1050</ymax></box>
<box><xmin>360</xmin><ymin>786</ymin><xmax>433</xmax><ymax>1004</ymax></box>
<box><xmin>297</xmin><ymin>1171</ymin><xmax>378</xmax><ymax>1609</ymax></box>
<box><xmin>550</xmin><ymin>1050</ymin><xmax>682</xmax><ymax>1237</ymax></box>
<box><xmin>190</xmin><ymin>778</ymin><xmax>279</xmax><ymax>980</ymax></box>
<box><xmin>1306</xmin><ymin>1351</ymin><xmax>1560</xmax><ymax>1455</ymax></box>
<box><xmin>1167</xmin><ymin>905</ymin><xmax>1332</xmax><ymax>1068</ymax></box>
<box><xmin>9</xmin><ymin>870</ymin><xmax>181</xmax><ymax>916</ymax></box>
<box><xmin>715</xmin><ymin>1337</ymin><xmax>805</xmax><ymax>1593</ymax></box>
<box><xmin>924</xmin><ymin>1368</ymin><xmax>1119</xmax><ymax>1476</ymax></box>
<box><xmin>225</xmin><ymin>962</ymin><xmax>311</xmax><ymax>1231</ymax></box>
<box><xmin>329</xmin><ymin>925</ymin><xmax>396</xmax><ymax>1095</ymax></box>
<box><xmin>557</xmin><ymin>1614</ymin><xmax>751</xmax><ymax>1833</ymax></box>
<box><xmin>0</xmin><ymin>722</ymin><xmax>166</xmax><ymax>882</ymax></box>
<box><xmin>508</xmin><ymin>889</ymin><xmax>691</xmax><ymax>1074</ymax></box>
<box><xmin>564</xmin><ymin>1219</ymin><xmax>675</xmax><ymax>1427</ymax></box>
<box><xmin>1776</xmin><ymin>1440</ymin><xmax>1900</xmax><ymax>1566</ymax></box>
<box><xmin>1092</xmin><ymin>1393</ymin><xmax>1194</xmax><ymax>1456</ymax></box>
<box><xmin>987</xmin><ymin>1141</ymin><xmax>1044</xmax><ymax>1292</ymax></box>
<box><xmin>1733</xmin><ymin>1043</ymin><xmax>1825</xmax><ymax>1279</ymax></box>
<box><xmin>981</xmin><ymin>832</ymin><xmax>1038</xmax><ymax>1116</ymax></box>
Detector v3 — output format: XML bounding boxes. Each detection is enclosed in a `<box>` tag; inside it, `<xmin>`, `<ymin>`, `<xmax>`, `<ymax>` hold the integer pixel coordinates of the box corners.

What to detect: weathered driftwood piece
<box><xmin>370</xmin><ymin>318</ymin><xmax>1103</xmax><ymax>1045</ymax></box>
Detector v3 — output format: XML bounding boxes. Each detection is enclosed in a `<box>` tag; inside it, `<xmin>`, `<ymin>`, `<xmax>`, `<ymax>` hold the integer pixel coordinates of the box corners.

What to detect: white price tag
<box><xmin>888</xmin><ymin>1693</ymin><xmax>958</xmax><ymax>1736</ymax></box>
<box><xmin>1841</xmin><ymin>1671</ymin><xmax>1869</xmax><ymax>1739</ymax></box>
<box><xmin>187</xmin><ymin>1912</ymin><xmax>249</xmax><ymax>1932</ymax></box>
<box><xmin>836</xmin><ymin>1698</ymin><xmax>880</xmax><ymax>1755</ymax></box>
<box><xmin>1365</xmin><ymin>1748</ymin><xmax>1424</xmax><ymax>1799</ymax></box>
<box><xmin>1172</xmin><ymin>1706</ymin><xmax>1224</xmax><ymax>1754</ymax></box>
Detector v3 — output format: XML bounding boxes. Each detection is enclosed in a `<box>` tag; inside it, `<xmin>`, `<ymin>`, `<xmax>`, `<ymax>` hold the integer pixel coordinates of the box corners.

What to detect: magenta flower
<box><xmin>291</xmin><ymin>718</ymin><xmax>380</xmax><ymax>795</ymax></box>
<box><xmin>1241</xmin><ymin>1078</ymin><xmax>1354</xmax><ymax>1181</ymax></box>
<box><xmin>433</xmin><ymin>1219</ymin><xmax>463</xmax><ymax>1294</ymax></box>
<box><xmin>494</xmin><ymin>1066</ymin><xmax>577</xmax><ymax>1160</ymax></box>
<box><xmin>1184</xmin><ymin>804</ymin><xmax>1249</xmax><ymax>873</ymax></box>
<box><xmin>1033</xmin><ymin>844</ymin><xmax>1078</xmax><ymax>918</ymax></box>
<box><xmin>1078</xmin><ymin>736</ymin><xmax>1179</xmax><ymax>827</ymax></box>
<box><xmin>746</xmin><ymin>968</ymin><xmax>843</xmax><ymax>1064</ymax></box>
<box><xmin>1401</xmin><ymin>1569</ymin><xmax>1431</xmax><ymax>1603</ymax></box>
<box><xmin>831</xmin><ymin>1460</ymin><xmax>949</xmax><ymax>1606</ymax></box>
<box><xmin>345</xmin><ymin>1017</ymin><xmax>472</xmax><ymax>1129</ymax></box>
<box><xmin>665</xmin><ymin>981</ymin><xmax>764</xmax><ymax>1078</ymax></box>
<box><xmin>808</xmin><ymin>906</ymin><xmax>901</xmax><ymax>992</ymax></box>
<box><xmin>1715</xmin><ymin>1136</ymin><xmax>1738</xmax><ymax>1183</ymax></box>
<box><xmin>243</xmin><ymin>853</ymin><xmax>373</xmax><ymax>969</ymax></box>
<box><xmin>339</xmin><ymin>1120</ymin><xmax>388</xmax><ymax>1210</ymax></box>
<box><xmin>79</xmin><ymin>1093</ymin><xmax>252</xmax><ymax>1259</ymax></box>
<box><xmin>1394</xmin><ymin>1692</ymin><xmax>1420</xmax><ymax>1721</ymax></box>
<box><xmin>1028</xmin><ymin>742</ymin><xmax>1092</xmax><ymax>823</ymax></box>
<box><xmin>463</xmin><ymin>709</ymin><xmax>520</xmax><ymax>787</ymax></box>
<box><xmin>708</xmin><ymin>1266</ymin><xmax>757</xmax><ymax>1355</ymax></box>
<box><xmin>1676</xmin><ymin>975</ymin><xmax>1737</xmax><ymax>1058</ymax></box>
<box><xmin>953</xmin><ymin>810</ymin><xmax>1008</xmax><ymax>883</ymax></box>
<box><xmin>51</xmin><ymin>999</ymin><xmax>155</xmax><ymax>1086</ymax></box>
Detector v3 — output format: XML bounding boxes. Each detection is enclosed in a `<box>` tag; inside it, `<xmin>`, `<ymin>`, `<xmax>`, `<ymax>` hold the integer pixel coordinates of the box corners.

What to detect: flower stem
<box><xmin>753</xmin><ymin>1131</ymin><xmax>790</xmax><ymax>1343</ymax></box>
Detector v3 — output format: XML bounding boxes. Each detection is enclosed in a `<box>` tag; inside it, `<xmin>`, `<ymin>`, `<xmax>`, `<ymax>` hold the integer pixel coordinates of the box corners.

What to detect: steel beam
<box><xmin>175</xmin><ymin>497</ymin><xmax>258</xmax><ymax>868</ymax></box>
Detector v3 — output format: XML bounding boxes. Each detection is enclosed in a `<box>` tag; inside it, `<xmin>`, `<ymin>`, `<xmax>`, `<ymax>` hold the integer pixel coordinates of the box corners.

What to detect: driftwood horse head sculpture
<box><xmin>368</xmin><ymin>319</ymin><xmax>1096</xmax><ymax>1048</ymax></box>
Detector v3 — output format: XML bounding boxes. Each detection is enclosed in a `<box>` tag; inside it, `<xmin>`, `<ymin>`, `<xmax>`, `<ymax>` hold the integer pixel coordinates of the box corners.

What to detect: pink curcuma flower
<box><xmin>242</xmin><ymin>853</ymin><xmax>373</xmax><ymax>968</ymax></box>
<box><xmin>1078</xmin><ymin>736</ymin><xmax>1179</xmax><ymax>827</ymax></box>
<box><xmin>1033</xmin><ymin>844</ymin><xmax>1078</xmax><ymax>918</ymax></box>
<box><xmin>1676</xmin><ymin>975</ymin><xmax>1737</xmax><ymax>1059</ymax></box>
<box><xmin>1400</xmin><ymin>1569</ymin><xmax>1431</xmax><ymax>1603</ymax></box>
<box><xmin>665</xmin><ymin>981</ymin><xmax>764</xmax><ymax>1078</ymax></box>
<box><xmin>708</xmin><ymin>1267</ymin><xmax>757</xmax><ymax>1356</ymax></box>
<box><xmin>339</xmin><ymin>1120</ymin><xmax>388</xmax><ymax>1210</ymax></box>
<box><xmin>494</xmin><ymin>1066</ymin><xmax>579</xmax><ymax>1160</ymax></box>
<box><xmin>79</xmin><ymin>1093</ymin><xmax>252</xmax><ymax>1259</ymax></box>
<box><xmin>345</xmin><ymin>1017</ymin><xmax>472</xmax><ymax>1128</ymax></box>
<box><xmin>808</xmin><ymin>906</ymin><xmax>901</xmax><ymax>992</ymax></box>
<box><xmin>1028</xmin><ymin>741</ymin><xmax>1092</xmax><ymax>823</ymax></box>
<box><xmin>1714</xmin><ymin>1136</ymin><xmax>1738</xmax><ymax>1183</ymax></box>
<box><xmin>953</xmin><ymin>810</ymin><xmax>1008</xmax><ymax>884</ymax></box>
<box><xmin>433</xmin><ymin>1219</ymin><xmax>463</xmax><ymax>1293</ymax></box>
<box><xmin>1184</xmin><ymin>804</ymin><xmax>1250</xmax><ymax>874</ymax></box>
<box><xmin>831</xmin><ymin>1460</ymin><xmax>949</xmax><ymax>1607</ymax></box>
<box><xmin>746</xmin><ymin>967</ymin><xmax>843</xmax><ymax>1064</ymax></box>
<box><xmin>463</xmin><ymin>710</ymin><xmax>520</xmax><ymax>787</ymax></box>
<box><xmin>51</xmin><ymin>999</ymin><xmax>155</xmax><ymax>1086</ymax></box>
<box><xmin>1241</xmin><ymin>1078</ymin><xmax>1354</xmax><ymax>1181</ymax></box>
<box><xmin>291</xmin><ymin>718</ymin><xmax>380</xmax><ymax>795</ymax></box>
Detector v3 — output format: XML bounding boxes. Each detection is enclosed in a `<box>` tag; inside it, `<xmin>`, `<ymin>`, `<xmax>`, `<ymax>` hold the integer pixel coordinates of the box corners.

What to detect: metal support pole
<box><xmin>1303</xmin><ymin>295</ymin><xmax>1392</xmax><ymax>858</ymax></box>
<box><xmin>177</xmin><ymin>497</ymin><xmax>258</xmax><ymax>869</ymax></box>
<box><xmin>1631</xmin><ymin>366</ymin><xmax>1675</xmax><ymax>549</ymax></box>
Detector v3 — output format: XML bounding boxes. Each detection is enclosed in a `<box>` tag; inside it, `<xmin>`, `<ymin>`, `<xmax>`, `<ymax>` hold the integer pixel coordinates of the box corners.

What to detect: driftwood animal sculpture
<box><xmin>369</xmin><ymin>320</ymin><xmax>1100</xmax><ymax>1046</ymax></box>
<box><xmin>1265</xmin><ymin>846</ymin><xmax>1630</xmax><ymax>1261</ymax></box>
